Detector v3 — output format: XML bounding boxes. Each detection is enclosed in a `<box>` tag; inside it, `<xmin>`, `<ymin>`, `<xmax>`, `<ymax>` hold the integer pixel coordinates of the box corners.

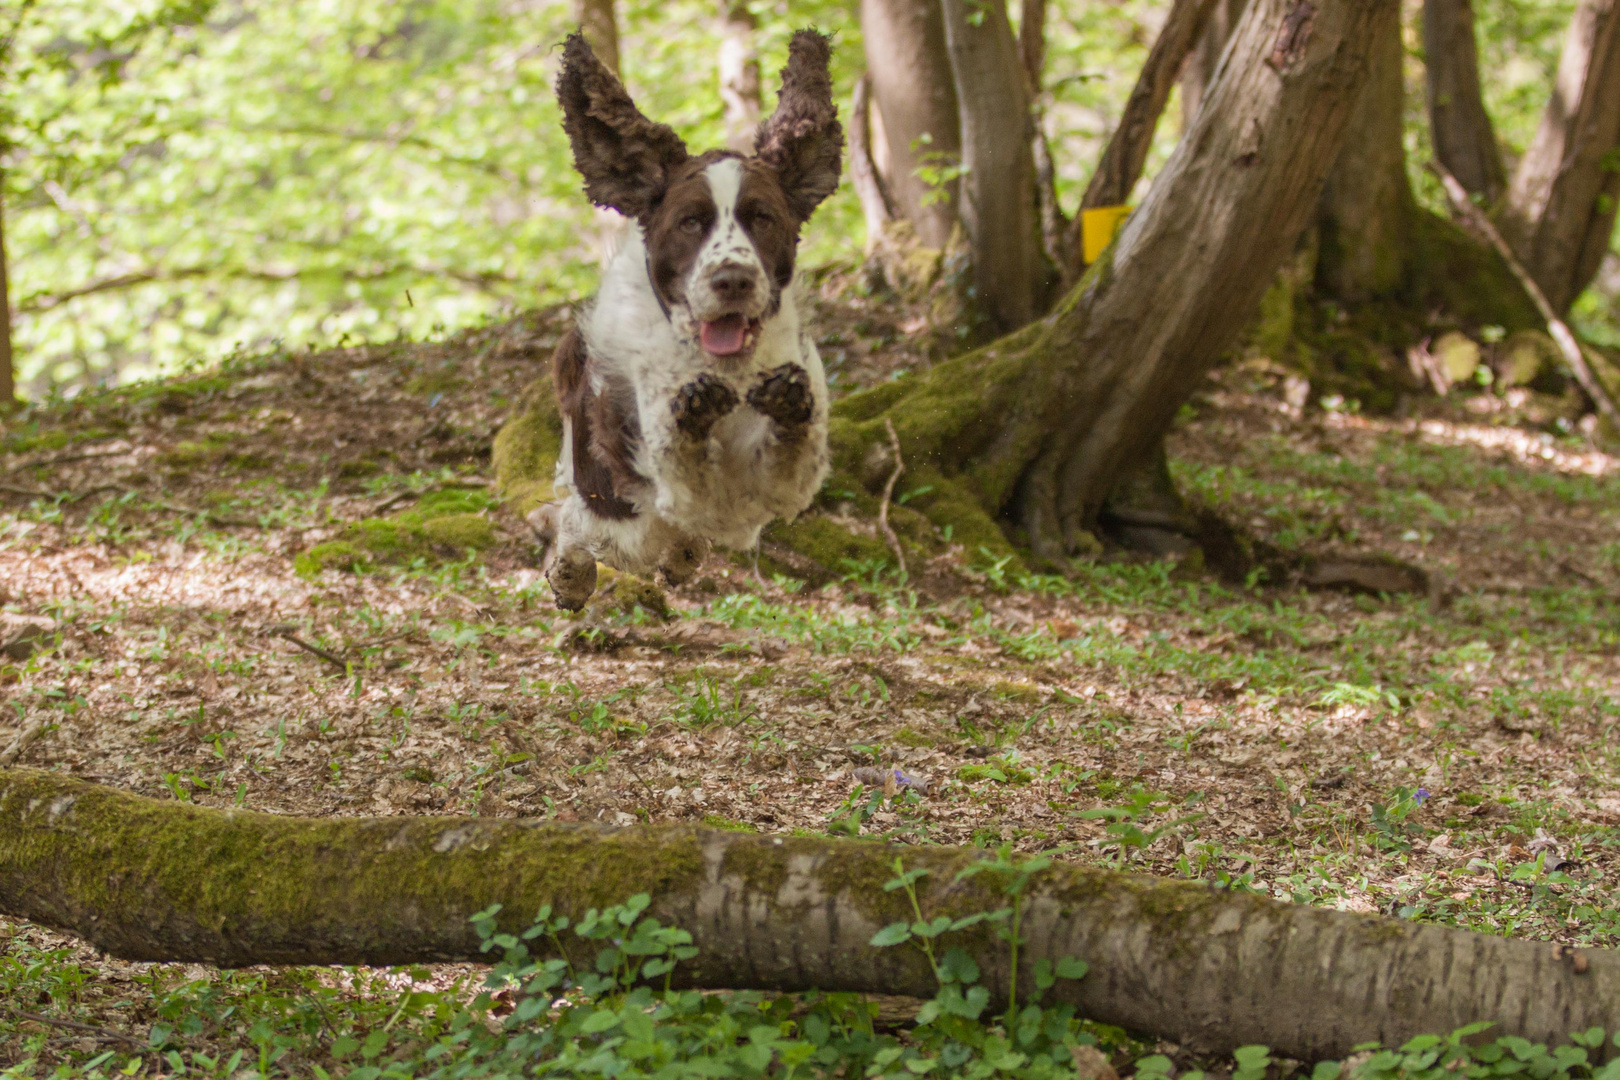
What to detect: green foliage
<box><xmin>3</xmin><ymin>0</ymin><xmax>864</xmax><ymax>395</ymax></box>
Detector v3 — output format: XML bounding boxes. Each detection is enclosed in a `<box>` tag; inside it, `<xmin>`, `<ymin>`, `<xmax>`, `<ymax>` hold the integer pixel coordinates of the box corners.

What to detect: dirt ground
<box><xmin>4</xmin><ymin>270</ymin><xmax>1620</xmax><ymax>1064</ymax></box>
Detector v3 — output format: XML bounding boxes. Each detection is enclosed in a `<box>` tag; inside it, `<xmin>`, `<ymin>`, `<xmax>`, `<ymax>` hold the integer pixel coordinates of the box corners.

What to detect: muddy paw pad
<box><xmin>547</xmin><ymin>551</ymin><xmax>598</xmax><ymax>612</ymax></box>
<box><xmin>747</xmin><ymin>364</ymin><xmax>814</xmax><ymax>426</ymax></box>
<box><xmin>671</xmin><ymin>374</ymin><xmax>739</xmax><ymax>438</ymax></box>
<box><xmin>657</xmin><ymin>536</ymin><xmax>712</xmax><ymax>587</ymax></box>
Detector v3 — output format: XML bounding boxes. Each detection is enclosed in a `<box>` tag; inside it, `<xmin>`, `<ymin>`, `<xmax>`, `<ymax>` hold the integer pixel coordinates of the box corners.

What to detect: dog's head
<box><xmin>557</xmin><ymin>30</ymin><xmax>843</xmax><ymax>359</ymax></box>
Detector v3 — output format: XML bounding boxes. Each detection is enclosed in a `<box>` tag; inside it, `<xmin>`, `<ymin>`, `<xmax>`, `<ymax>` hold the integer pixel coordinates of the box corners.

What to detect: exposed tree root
<box><xmin>2</xmin><ymin>767</ymin><xmax>1615</xmax><ymax>1062</ymax></box>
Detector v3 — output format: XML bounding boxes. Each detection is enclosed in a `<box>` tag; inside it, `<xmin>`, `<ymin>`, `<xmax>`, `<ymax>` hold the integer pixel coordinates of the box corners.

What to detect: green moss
<box><xmin>422</xmin><ymin>513</ymin><xmax>496</xmax><ymax>551</ymax></box>
<box><xmin>701</xmin><ymin>814</ymin><xmax>758</xmax><ymax>833</ymax></box>
<box><xmin>762</xmin><ymin>515</ymin><xmax>893</xmax><ymax>577</ymax></box>
<box><xmin>294</xmin><ymin>497</ymin><xmax>497</xmax><ymax>578</ymax></box>
<box><xmin>590</xmin><ymin>568</ymin><xmax>671</xmax><ymax>620</ymax></box>
<box><xmin>891</xmin><ymin>728</ymin><xmax>935</xmax><ymax>748</ymax></box>
<box><xmin>294</xmin><ymin>541</ymin><xmax>367</xmax><ymax>579</ymax></box>
<box><xmin>405</xmin><ymin>368</ymin><xmax>465</xmax><ymax>396</ymax></box>
<box><xmin>492</xmin><ymin>377</ymin><xmax>563</xmax><ymax>515</ymax></box>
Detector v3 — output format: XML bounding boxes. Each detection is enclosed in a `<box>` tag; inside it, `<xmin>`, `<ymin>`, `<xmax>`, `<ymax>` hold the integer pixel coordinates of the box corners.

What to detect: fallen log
<box><xmin>1</xmin><ymin>767</ymin><xmax>1614</xmax><ymax>1060</ymax></box>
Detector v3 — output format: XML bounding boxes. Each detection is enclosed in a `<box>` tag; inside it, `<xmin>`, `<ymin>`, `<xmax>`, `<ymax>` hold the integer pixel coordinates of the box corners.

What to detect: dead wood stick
<box><xmin>0</xmin><ymin>719</ymin><xmax>48</xmax><ymax>767</ymax></box>
<box><xmin>276</xmin><ymin>631</ymin><xmax>348</xmax><ymax>671</ymax></box>
<box><xmin>877</xmin><ymin>419</ymin><xmax>907</xmax><ymax>578</ymax></box>
<box><xmin>1427</xmin><ymin>160</ymin><xmax>1620</xmax><ymax>424</ymax></box>
<box><xmin>2</xmin><ymin>765</ymin><xmax>1618</xmax><ymax>1063</ymax></box>
<box><xmin>2</xmin><ymin>1007</ymin><xmax>144</xmax><ymax>1047</ymax></box>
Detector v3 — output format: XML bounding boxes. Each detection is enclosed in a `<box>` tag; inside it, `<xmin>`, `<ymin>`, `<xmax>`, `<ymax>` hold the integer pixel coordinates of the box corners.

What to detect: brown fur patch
<box><xmin>552</xmin><ymin>328</ymin><xmax>639</xmax><ymax>520</ymax></box>
<box><xmin>556</xmin><ymin>33</ymin><xmax>689</xmax><ymax>221</ymax></box>
<box><xmin>753</xmin><ymin>30</ymin><xmax>844</xmax><ymax>223</ymax></box>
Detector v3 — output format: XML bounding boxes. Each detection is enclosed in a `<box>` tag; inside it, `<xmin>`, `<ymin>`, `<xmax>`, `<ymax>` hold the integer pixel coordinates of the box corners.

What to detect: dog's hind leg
<box><xmin>656</xmin><ymin>533</ymin><xmax>712</xmax><ymax>588</ymax></box>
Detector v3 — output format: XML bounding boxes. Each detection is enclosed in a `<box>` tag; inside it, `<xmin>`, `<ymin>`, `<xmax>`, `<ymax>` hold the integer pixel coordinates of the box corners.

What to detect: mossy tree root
<box><xmin>2</xmin><ymin>767</ymin><xmax>1614</xmax><ymax>1061</ymax></box>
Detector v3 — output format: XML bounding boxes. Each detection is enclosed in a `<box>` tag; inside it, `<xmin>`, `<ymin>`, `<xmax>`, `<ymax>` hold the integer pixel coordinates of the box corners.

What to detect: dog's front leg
<box><xmin>746</xmin><ymin>363</ymin><xmax>815</xmax><ymax>435</ymax></box>
<box><xmin>670</xmin><ymin>373</ymin><xmax>739</xmax><ymax>441</ymax></box>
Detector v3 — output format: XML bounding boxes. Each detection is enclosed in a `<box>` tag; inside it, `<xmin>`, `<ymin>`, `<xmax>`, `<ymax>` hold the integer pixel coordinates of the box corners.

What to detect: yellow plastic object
<box><xmin>1081</xmin><ymin>205</ymin><xmax>1132</xmax><ymax>264</ymax></box>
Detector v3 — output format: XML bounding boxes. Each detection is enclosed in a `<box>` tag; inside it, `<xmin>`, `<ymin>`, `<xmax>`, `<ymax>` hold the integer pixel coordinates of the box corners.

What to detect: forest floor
<box><xmin>3</xmin><ymin>268</ymin><xmax>1620</xmax><ymax>1075</ymax></box>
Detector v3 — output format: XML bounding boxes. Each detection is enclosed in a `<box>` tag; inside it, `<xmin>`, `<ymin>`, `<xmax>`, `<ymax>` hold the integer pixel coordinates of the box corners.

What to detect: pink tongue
<box><xmin>701</xmin><ymin>315</ymin><xmax>747</xmax><ymax>356</ymax></box>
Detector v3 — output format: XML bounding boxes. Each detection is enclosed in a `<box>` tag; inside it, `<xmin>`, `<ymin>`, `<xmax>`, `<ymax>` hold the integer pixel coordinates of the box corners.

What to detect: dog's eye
<box><xmin>679</xmin><ymin>216</ymin><xmax>705</xmax><ymax>235</ymax></box>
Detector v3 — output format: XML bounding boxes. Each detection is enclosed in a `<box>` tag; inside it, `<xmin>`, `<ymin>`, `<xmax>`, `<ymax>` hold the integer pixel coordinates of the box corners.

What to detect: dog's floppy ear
<box><xmin>557</xmin><ymin>32</ymin><xmax>689</xmax><ymax>220</ymax></box>
<box><xmin>754</xmin><ymin>30</ymin><xmax>844</xmax><ymax>222</ymax></box>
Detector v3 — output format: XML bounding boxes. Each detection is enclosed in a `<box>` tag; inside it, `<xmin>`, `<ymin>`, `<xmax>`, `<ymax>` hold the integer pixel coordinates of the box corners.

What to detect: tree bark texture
<box><xmin>1422</xmin><ymin>0</ymin><xmax>1506</xmax><ymax>204</ymax></box>
<box><xmin>1315</xmin><ymin>8</ymin><xmax>1414</xmax><ymax>301</ymax></box>
<box><xmin>574</xmin><ymin>0</ymin><xmax>620</xmax><ymax>77</ymax></box>
<box><xmin>860</xmin><ymin>0</ymin><xmax>962</xmax><ymax>250</ymax></box>
<box><xmin>832</xmin><ymin>0</ymin><xmax>1400</xmax><ymax>560</ymax></box>
<box><xmin>717</xmin><ymin>0</ymin><xmax>762</xmax><ymax>151</ymax></box>
<box><xmin>1501</xmin><ymin>0</ymin><xmax>1620</xmax><ymax>314</ymax></box>
<box><xmin>1180</xmin><ymin>0</ymin><xmax>1248</xmax><ymax>130</ymax></box>
<box><xmin>1081</xmin><ymin>0</ymin><xmax>1220</xmax><ymax>212</ymax></box>
<box><xmin>4</xmin><ymin>768</ymin><xmax>1618</xmax><ymax>1062</ymax></box>
<box><xmin>940</xmin><ymin>0</ymin><xmax>1044</xmax><ymax>335</ymax></box>
<box><xmin>1018</xmin><ymin>0</ymin><xmax>1047</xmax><ymax>91</ymax></box>
<box><xmin>850</xmin><ymin>73</ymin><xmax>898</xmax><ymax>250</ymax></box>
<box><xmin>0</xmin><ymin>179</ymin><xmax>15</xmax><ymax>410</ymax></box>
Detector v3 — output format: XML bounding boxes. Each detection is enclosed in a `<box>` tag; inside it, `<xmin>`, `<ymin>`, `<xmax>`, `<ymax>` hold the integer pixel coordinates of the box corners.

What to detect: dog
<box><xmin>533</xmin><ymin>29</ymin><xmax>843</xmax><ymax>611</ymax></box>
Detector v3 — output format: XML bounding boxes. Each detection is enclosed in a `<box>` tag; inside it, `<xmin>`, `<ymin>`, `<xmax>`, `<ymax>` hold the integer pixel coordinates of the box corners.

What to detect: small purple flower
<box><xmin>1413</xmin><ymin>788</ymin><xmax>1430</xmax><ymax>805</ymax></box>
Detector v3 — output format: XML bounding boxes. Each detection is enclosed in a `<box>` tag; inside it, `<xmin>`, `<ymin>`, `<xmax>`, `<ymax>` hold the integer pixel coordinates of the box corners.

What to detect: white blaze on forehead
<box><xmin>699</xmin><ymin>157</ymin><xmax>761</xmax><ymax>270</ymax></box>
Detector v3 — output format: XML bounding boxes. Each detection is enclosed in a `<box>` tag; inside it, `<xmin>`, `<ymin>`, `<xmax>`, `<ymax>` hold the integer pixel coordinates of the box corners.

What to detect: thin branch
<box><xmin>5</xmin><ymin>445</ymin><xmax>129</xmax><ymax>473</ymax></box>
<box><xmin>2</xmin><ymin>1007</ymin><xmax>143</xmax><ymax>1047</ymax></box>
<box><xmin>277</xmin><ymin>631</ymin><xmax>349</xmax><ymax>672</ymax></box>
<box><xmin>235</xmin><ymin>123</ymin><xmax>526</xmax><ymax>186</ymax></box>
<box><xmin>878</xmin><ymin>419</ymin><xmax>907</xmax><ymax>579</ymax></box>
<box><xmin>18</xmin><ymin>262</ymin><xmax>520</xmax><ymax>315</ymax></box>
<box><xmin>1428</xmin><ymin>160</ymin><xmax>1620</xmax><ymax>424</ymax></box>
<box><xmin>848</xmin><ymin>72</ymin><xmax>896</xmax><ymax>251</ymax></box>
<box><xmin>0</xmin><ymin>719</ymin><xmax>48</xmax><ymax>767</ymax></box>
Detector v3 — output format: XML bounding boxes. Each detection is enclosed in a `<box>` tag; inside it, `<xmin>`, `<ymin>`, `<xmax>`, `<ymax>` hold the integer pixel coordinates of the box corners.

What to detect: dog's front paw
<box><xmin>671</xmin><ymin>374</ymin><xmax>738</xmax><ymax>439</ymax></box>
<box><xmin>747</xmin><ymin>364</ymin><xmax>814</xmax><ymax>428</ymax></box>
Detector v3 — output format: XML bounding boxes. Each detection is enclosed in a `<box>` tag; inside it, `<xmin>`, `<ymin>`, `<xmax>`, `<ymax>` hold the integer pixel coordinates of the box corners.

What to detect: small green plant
<box><xmin>1370</xmin><ymin>787</ymin><xmax>1431</xmax><ymax>852</ymax></box>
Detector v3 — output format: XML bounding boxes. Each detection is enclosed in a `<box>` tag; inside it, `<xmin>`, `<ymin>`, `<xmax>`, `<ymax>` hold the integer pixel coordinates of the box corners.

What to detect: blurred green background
<box><xmin>1</xmin><ymin>0</ymin><xmax>1609</xmax><ymax>397</ymax></box>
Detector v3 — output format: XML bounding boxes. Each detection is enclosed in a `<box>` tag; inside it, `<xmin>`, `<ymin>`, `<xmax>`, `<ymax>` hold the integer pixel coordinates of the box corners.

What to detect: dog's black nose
<box><xmin>711</xmin><ymin>266</ymin><xmax>755</xmax><ymax>302</ymax></box>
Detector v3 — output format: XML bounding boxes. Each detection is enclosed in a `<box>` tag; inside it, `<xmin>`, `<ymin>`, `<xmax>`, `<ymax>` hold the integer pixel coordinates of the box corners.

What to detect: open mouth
<box><xmin>699</xmin><ymin>314</ymin><xmax>762</xmax><ymax>357</ymax></box>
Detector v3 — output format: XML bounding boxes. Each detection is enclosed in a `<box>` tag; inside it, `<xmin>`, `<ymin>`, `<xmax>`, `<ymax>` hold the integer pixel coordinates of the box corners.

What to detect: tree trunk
<box><xmin>4</xmin><ymin>768</ymin><xmax>1616</xmax><ymax>1063</ymax></box>
<box><xmin>940</xmin><ymin>0</ymin><xmax>1044</xmax><ymax>336</ymax></box>
<box><xmin>829</xmin><ymin>0</ymin><xmax>1399</xmax><ymax>562</ymax></box>
<box><xmin>1180</xmin><ymin>0</ymin><xmax>1248</xmax><ymax>130</ymax></box>
<box><xmin>0</xmin><ymin>176</ymin><xmax>15</xmax><ymax>411</ymax></box>
<box><xmin>1018</xmin><ymin>0</ymin><xmax>1046</xmax><ymax>90</ymax></box>
<box><xmin>1315</xmin><ymin>7</ymin><xmax>1413</xmax><ymax>302</ymax></box>
<box><xmin>1422</xmin><ymin>0</ymin><xmax>1506</xmax><ymax>204</ymax></box>
<box><xmin>717</xmin><ymin>0</ymin><xmax>762</xmax><ymax>152</ymax></box>
<box><xmin>850</xmin><ymin>73</ymin><xmax>898</xmax><ymax>252</ymax></box>
<box><xmin>860</xmin><ymin>0</ymin><xmax>962</xmax><ymax>250</ymax></box>
<box><xmin>575</xmin><ymin>0</ymin><xmax>620</xmax><ymax>76</ymax></box>
<box><xmin>1501</xmin><ymin>0</ymin><xmax>1620</xmax><ymax>314</ymax></box>
<box><xmin>1081</xmin><ymin>0</ymin><xmax>1220</xmax><ymax>213</ymax></box>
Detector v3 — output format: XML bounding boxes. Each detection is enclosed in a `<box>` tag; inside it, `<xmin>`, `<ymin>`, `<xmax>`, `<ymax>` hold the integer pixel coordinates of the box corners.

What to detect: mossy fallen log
<box><xmin>2</xmin><ymin>767</ymin><xmax>1615</xmax><ymax>1061</ymax></box>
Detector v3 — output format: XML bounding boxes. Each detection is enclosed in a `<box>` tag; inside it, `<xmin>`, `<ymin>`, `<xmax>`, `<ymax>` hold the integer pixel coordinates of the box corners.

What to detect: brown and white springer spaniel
<box><xmin>535</xmin><ymin>29</ymin><xmax>843</xmax><ymax>610</ymax></box>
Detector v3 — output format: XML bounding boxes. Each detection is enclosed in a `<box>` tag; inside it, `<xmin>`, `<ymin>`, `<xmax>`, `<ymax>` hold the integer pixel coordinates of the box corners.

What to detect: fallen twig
<box><xmin>276</xmin><ymin>631</ymin><xmax>349</xmax><ymax>671</ymax></box>
<box><xmin>0</xmin><ymin>719</ymin><xmax>49</xmax><ymax>768</ymax></box>
<box><xmin>4</xmin><ymin>445</ymin><xmax>129</xmax><ymax>474</ymax></box>
<box><xmin>2</xmin><ymin>1007</ymin><xmax>144</xmax><ymax>1047</ymax></box>
<box><xmin>1427</xmin><ymin>160</ymin><xmax>1620</xmax><ymax>424</ymax></box>
<box><xmin>878</xmin><ymin>419</ymin><xmax>907</xmax><ymax>579</ymax></box>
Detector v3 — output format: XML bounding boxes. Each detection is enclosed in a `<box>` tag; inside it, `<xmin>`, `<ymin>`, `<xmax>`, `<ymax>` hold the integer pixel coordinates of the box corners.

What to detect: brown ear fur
<box><xmin>754</xmin><ymin>30</ymin><xmax>844</xmax><ymax>223</ymax></box>
<box><xmin>557</xmin><ymin>32</ymin><xmax>689</xmax><ymax>220</ymax></box>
